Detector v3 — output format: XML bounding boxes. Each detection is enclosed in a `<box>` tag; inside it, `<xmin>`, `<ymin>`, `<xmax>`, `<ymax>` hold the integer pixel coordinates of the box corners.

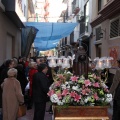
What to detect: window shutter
<box><xmin>96</xmin><ymin>27</ymin><xmax>101</xmax><ymax>40</ymax></box>
<box><xmin>110</xmin><ymin>19</ymin><xmax>119</xmax><ymax>38</ymax></box>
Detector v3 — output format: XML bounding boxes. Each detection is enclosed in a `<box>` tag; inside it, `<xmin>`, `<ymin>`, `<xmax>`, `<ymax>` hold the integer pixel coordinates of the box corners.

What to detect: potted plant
<box><xmin>47</xmin><ymin>72</ymin><xmax>112</xmax><ymax>120</ymax></box>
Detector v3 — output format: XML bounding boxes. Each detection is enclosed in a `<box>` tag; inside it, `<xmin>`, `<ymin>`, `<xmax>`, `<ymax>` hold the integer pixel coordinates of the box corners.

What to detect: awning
<box><xmin>26</xmin><ymin>22</ymin><xmax>78</xmax><ymax>51</ymax></box>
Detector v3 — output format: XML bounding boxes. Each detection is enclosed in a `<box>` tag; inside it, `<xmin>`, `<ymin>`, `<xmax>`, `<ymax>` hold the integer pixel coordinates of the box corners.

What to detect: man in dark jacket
<box><xmin>32</xmin><ymin>63</ymin><xmax>50</xmax><ymax>120</ymax></box>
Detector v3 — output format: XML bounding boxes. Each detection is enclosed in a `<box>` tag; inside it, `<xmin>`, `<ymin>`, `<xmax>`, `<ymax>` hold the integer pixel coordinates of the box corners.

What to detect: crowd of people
<box><xmin>0</xmin><ymin>56</ymin><xmax>53</xmax><ymax>120</ymax></box>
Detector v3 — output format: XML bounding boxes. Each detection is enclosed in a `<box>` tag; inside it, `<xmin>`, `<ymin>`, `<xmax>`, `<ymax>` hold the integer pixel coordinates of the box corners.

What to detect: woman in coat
<box><xmin>1</xmin><ymin>68</ymin><xmax>24</xmax><ymax>120</ymax></box>
<box><xmin>110</xmin><ymin>60</ymin><xmax>120</xmax><ymax>120</ymax></box>
<box><xmin>28</xmin><ymin>62</ymin><xmax>38</xmax><ymax>97</ymax></box>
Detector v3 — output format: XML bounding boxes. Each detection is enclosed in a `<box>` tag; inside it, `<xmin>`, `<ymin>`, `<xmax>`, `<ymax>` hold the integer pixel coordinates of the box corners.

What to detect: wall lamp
<box><xmin>99</xmin><ymin>29</ymin><xmax>106</xmax><ymax>39</ymax></box>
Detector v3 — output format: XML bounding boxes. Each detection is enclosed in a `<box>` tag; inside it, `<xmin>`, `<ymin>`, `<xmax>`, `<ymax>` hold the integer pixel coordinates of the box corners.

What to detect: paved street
<box><xmin>18</xmin><ymin>102</ymin><xmax>52</xmax><ymax>120</ymax></box>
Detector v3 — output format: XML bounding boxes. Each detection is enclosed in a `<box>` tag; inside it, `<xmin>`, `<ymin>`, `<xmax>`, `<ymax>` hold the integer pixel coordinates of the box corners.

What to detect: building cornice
<box><xmin>90</xmin><ymin>0</ymin><xmax>120</xmax><ymax>27</ymax></box>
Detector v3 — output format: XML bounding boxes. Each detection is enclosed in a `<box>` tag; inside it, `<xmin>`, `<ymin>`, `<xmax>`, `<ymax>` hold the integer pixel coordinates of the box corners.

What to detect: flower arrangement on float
<box><xmin>47</xmin><ymin>72</ymin><xmax>112</xmax><ymax>106</ymax></box>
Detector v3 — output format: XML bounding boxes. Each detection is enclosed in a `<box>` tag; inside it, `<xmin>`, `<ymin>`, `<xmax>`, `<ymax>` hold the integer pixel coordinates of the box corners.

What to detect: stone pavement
<box><xmin>18</xmin><ymin>102</ymin><xmax>52</xmax><ymax>120</ymax></box>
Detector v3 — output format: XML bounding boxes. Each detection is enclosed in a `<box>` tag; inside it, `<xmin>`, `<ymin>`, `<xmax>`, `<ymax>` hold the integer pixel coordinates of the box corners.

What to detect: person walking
<box><xmin>32</xmin><ymin>63</ymin><xmax>50</xmax><ymax>120</ymax></box>
<box><xmin>1</xmin><ymin>68</ymin><xmax>24</xmax><ymax>120</ymax></box>
<box><xmin>109</xmin><ymin>60</ymin><xmax>120</xmax><ymax>120</ymax></box>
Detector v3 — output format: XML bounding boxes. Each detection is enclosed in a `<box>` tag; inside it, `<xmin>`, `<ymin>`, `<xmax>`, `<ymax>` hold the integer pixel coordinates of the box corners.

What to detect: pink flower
<box><xmin>74</xmin><ymin>94</ymin><xmax>81</xmax><ymax>102</ymax></box>
<box><xmin>82</xmin><ymin>85</ymin><xmax>85</xmax><ymax>89</ymax></box>
<box><xmin>54</xmin><ymin>81</ymin><xmax>61</xmax><ymax>87</ymax></box>
<box><xmin>93</xmin><ymin>93</ymin><xmax>99</xmax><ymax>100</ymax></box>
<box><xmin>85</xmin><ymin>88</ymin><xmax>91</xmax><ymax>93</ymax></box>
<box><xmin>82</xmin><ymin>89</ymin><xmax>87</xmax><ymax>95</ymax></box>
<box><xmin>84</xmin><ymin>80</ymin><xmax>91</xmax><ymax>87</ymax></box>
<box><xmin>56</xmin><ymin>93</ymin><xmax>62</xmax><ymax>99</ymax></box>
<box><xmin>57</xmin><ymin>74</ymin><xmax>65</xmax><ymax>80</ymax></box>
<box><xmin>104</xmin><ymin>88</ymin><xmax>109</xmax><ymax>93</ymax></box>
<box><xmin>70</xmin><ymin>91</ymin><xmax>76</xmax><ymax>98</ymax></box>
<box><xmin>62</xmin><ymin>89</ymin><xmax>69</xmax><ymax>96</ymax></box>
<box><xmin>70</xmin><ymin>76</ymin><xmax>79</xmax><ymax>82</ymax></box>
<box><xmin>47</xmin><ymin>90</ymin><xmax>55</xmax><ymax>96</ymax></box>
<box><xmin>96</xmin><ymin>76</ymin><xmax>101</xmax><ymax>80</ymax></box>
<box><xmin>93</xmin><ymin>82</ymin><xmax>100</xmax><ymax>88</ymax></box>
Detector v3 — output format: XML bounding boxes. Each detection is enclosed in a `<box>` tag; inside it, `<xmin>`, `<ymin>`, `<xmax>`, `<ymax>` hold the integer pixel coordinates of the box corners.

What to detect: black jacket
<box><xmin>32</xmin><ymin>72</ymin><xmax>50</xmax><ymax>103</ymax></box>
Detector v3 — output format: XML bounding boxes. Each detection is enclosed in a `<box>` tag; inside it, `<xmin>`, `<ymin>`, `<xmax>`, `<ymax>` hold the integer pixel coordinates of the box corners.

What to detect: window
<box><xmin>110</xmin><ymin>18</ymin><xmax>120</xmax><ymax>38</ymax></box>
<box><xmin>96</xmin><ymin>26</ymin><xmax>101</xmax><ymax>40</ymax></box>
<box><xmin>96</xmin><ymin>44</ymin><xmax>102</xmax><ymax>57</ymax></box>
<box><xmin>80</xmin><ymin>22</ymin><xmax>85</xmax><ymax>34</ymax></box>
<box><xmin>70</xmin><ymin>32</ymin><xmax>74</xmax><ymax>44</ymax></box>
<box><xmin>98</xmin><ymin>0</ymin><xmax>102</xmax><ymax>12</ymax></box>
<box><xmin>65</xmin><ymin>37</ymin><xmax>67</xmax><ymax>44</ymax></box>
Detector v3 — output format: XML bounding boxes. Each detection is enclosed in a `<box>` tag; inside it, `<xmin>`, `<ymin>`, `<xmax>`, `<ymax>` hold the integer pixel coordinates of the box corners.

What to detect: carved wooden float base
<box><xmin>53</xmin><ymin>106</ymin><xmax>109</xmax><ymax>120</ymax></box>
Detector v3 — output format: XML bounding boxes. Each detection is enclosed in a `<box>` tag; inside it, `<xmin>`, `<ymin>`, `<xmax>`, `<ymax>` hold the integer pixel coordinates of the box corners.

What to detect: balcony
<box><xmin>1</xmin><ymin>0</ymin><xmax>25</xmax><ymax>28</ymax></box>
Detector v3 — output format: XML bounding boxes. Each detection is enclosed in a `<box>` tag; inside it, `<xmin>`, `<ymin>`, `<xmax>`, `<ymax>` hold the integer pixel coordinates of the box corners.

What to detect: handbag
<box><xmin>13</xmin><ymin>80</ymin><xmax>26</xmax><ymax>118</ymax></box>
<box><xmin>17</xmin><ymin>104</ymin><xmax>26</xmax><ymax>118</ymax></box>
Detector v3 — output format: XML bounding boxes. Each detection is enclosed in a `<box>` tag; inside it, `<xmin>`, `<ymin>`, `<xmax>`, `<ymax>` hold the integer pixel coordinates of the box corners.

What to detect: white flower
<box><xmin>105</xmin><ymin>94</ymin><xmax>112</xmax><ymax>103</ymax></box>
<box><xmin>57</xmin><ymin>101</ymin><xmax>64</xmax><ymax>105</ymax></box>
<box><xmin>65</xmin><ymin>82</ymin><xmax>69</xmax><ymax>85</ymax></box>
<box><xmin>107</xmin><ymin>94</ymin><xmax>112</xmax><ymax>98</ymax></box>
<box><xmin>61</xmin><ymin>84</ymin><xmax>66</xmax><ymax>90</ymax></box>
<box><xmin>72</xmin><ymin>86</ymin><xmax>80</xmax><ymax>92</ymax></box>
<box><xmin>50</xmin><ymin>94</ymin><xmax>59</xmax><ymax>103</ymax></box>
<box><xmin>84</xmin><ymin>98</ymin><xmax>88</xmax><ymax>103</ymax></box>
<box><xmin>105</xmin><ymin>98</ymin><xmax>112</xmax><ymax>103</ymax></box>
<box><xmin>66</xmin><ymin>85</ymin><xmax>70</xmax><ymax>89</ymax></box>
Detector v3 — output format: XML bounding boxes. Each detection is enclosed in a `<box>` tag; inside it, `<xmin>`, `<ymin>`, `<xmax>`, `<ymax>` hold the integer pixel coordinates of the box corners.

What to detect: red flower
<box><xmin>56</xmin><ymin>93</ymin><xmax>62</xmax><ymax>99</ymax></box>
<box><xmin>74</xmin><ymin>94</ymin><xmax>81</xmax><ymax>102</ymax></box>
<box><xmin>93</xmin><ymin>82</ymin><xmax>100</xmax><ymax>88</ymax></box>
<box><xmin>82</xmin><ymin>89</ymin><xmax>87</xmax><ymax>95</ymax></box>
<box><xmin>93</xmin><ymin>93</ymin><xmax>99</xmax><ymax>100</ymax></box>
<box><xmin>62</xmin><ymin>89</ymin><xmax>69</xmax><ymax>96</ymax></box>
<box><xmin>84</xmin><ymin>80</ymin><xmax>91</xmax><ymax>87</ymax></box>
<box><xmin>70</xmin><ymin>76</ymin><xmax>79</xmax><ymax>82</ymax></box>
<box><xmin>85</xmin><ymin>88</ymin><xmax>90</xmax><ymax>93</ymax></box>
<box><xmin>54</xmin><ymin>81</ymin><xmax>61</xmax><ymax>87</ymax></box>
<box><xmin>47</xmin><ymin>90</ymin><xmax>55</xmax><ymax>96</ymax></box>
<box><xmin>70</xmin><ymin>91</ymin><xmax>76</xmax><ymax>98</ymax></box>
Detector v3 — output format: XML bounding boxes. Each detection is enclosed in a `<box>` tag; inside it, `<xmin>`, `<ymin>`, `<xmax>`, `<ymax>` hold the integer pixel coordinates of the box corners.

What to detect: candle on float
<box><xmin>97</xmin><ymin>60</ymin><xmax>103</xmax><ymax>69</ymax></box>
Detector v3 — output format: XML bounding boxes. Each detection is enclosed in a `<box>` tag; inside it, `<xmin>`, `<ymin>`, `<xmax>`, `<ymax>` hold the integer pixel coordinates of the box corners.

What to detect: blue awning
<box><xmin>26</xmin><ymin>22</ymin><xmax>78</xmax><ymax>51</ymax></box>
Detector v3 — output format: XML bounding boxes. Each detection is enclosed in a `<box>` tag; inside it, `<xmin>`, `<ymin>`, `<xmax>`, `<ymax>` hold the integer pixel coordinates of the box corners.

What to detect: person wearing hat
<box><xmin>32</xmin><ymin>63</ymin><xmax>50</xmax><ymax>120</ymax></box>
<box><xmin>110</xmin><ymin>59</ymin><xmax>120</xmax><ymax>120</ymax></box>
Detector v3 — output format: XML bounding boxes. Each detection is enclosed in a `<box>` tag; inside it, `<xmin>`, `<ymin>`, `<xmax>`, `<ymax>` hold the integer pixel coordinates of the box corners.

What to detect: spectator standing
<box><xmin>32</xmin><ymin>63</ymin><xmax>49</xmax><ymax>120</ymax></box>
<box><xmin>0</xmin><ymin>59</ymin><xmax>15</xmax><ymax>108</ymax></box>
<box><xmin>1</xmin><ymin>68</ymin><xmax>24</xmax><ymax>120</ymax></box>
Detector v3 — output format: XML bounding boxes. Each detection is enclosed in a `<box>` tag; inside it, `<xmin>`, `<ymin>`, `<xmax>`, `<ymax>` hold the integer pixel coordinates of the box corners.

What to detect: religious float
<box><xmin>47</xmin><ymin>47</ymin><xmax>113</xmax><ymax>120</ymax></box>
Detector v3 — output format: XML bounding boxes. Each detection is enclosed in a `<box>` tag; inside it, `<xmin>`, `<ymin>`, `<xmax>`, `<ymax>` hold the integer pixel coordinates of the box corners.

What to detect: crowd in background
<box><xmin>0</xmin><ymin>56</ymin><xmax>53</xmax><ymax>120</ymax></box>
